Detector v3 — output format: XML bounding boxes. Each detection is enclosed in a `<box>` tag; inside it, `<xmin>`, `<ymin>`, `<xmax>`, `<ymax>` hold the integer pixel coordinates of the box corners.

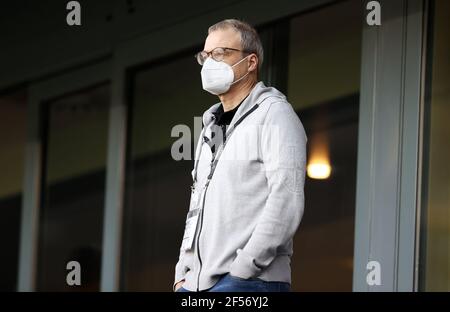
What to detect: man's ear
<box><xmin>248</xmin><ymin>53</ymin><xmax>258</xmax><ymax>72</ymax></box>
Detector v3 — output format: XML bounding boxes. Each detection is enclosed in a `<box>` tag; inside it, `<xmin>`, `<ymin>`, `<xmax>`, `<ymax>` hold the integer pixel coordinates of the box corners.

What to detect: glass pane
<box><xmin>0</xmin><ymin>90</ymin><xmax>27</xmax><ymax>291</ymax></box>
<box><xmin>419</xmin><ymin>0</ymin><xmax>450</xmax><ymax>292</ymax></box>
<box><xmin>287</xmin><ymin>0</ymin><xmax>362</xmax><ymax>291</ymax></box>
<box><xmin>121</xmin><ymin>55</ymin><xmax>215</xmax><ymax>291</ymax></box>
<box><xmin>37</xmin><ymin>84</ymin><xmax>110</xmax><ymax>291</ymax></box>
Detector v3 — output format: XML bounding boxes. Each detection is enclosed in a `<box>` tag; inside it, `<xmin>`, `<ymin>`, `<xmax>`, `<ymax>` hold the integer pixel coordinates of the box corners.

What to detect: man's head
<box><xmin>198</xmin><ymin>19</ymin><xmax>263</xmax><ymax>95</ymax></box>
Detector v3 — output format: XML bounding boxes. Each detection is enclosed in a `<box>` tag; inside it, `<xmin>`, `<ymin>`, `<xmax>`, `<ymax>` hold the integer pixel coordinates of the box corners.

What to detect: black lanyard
<box><xmin>192</xmin><ymin>103</ymin><xmax>259</xmax><ymax>186</ymax></box>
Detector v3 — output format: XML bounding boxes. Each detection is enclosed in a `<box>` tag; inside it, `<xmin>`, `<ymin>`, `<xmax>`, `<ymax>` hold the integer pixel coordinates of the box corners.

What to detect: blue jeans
<box><xmin>177</xmin><ymin>273</ymin><xmax>290</xmax><ymax>292</ymax></box>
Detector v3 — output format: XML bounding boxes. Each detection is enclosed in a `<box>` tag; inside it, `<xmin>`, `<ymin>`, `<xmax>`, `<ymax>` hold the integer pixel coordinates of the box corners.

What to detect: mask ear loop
<box><xmin>231</xmin><ymin>69</ymin><xmax>250</xmax><ymax>85</ymax></box>
<box><xmin>230</xmin><ymin>55</ymin><xmax>251</xmax><ymax>85</ymax></box>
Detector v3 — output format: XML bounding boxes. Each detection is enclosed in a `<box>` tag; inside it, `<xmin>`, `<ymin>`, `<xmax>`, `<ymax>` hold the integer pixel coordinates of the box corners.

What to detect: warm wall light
<box><xmin>307</xmin><ymin>128</ymin><xmax>331</xmax><ymax>180</ymax></box>
<box><xmin>307</xmin><ymin>162</ymin><xmax>331</xmax><ymax>179</ymax></box>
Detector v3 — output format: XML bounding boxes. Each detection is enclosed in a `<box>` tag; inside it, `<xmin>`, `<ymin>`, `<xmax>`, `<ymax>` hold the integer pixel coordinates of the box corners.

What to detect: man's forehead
<box><xmin>204</xmin><ymin>28</ymin><xmax>241</xmax><ymax>51</ymax></box>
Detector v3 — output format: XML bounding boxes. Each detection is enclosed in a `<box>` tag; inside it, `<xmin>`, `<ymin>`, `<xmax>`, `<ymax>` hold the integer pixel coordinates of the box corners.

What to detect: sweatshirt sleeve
<box><xmin>173</xmin><ymin>246</ymin><xmax>189</xmax><ymax>291</ymax></box>
<box><xmin>173</xmin><ymin>129</ymin><xmax>205</xmax><ymax>291</ymax></box>
<box><xmin>229</xmin><ymin>101</ymin><xmax>307</xmax><ymax>279</ymax></box>
<box><xmin>172</xmin><ymin>167</ymin><xmax>197</xmax><ymax>291</ymax></box>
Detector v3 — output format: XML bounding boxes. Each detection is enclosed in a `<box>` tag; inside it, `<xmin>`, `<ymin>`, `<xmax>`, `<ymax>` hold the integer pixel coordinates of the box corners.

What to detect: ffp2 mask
<box><xmin>200</xmin><ymin>56</ymin><xmax>249</xmax><ymax>95</ymax></box>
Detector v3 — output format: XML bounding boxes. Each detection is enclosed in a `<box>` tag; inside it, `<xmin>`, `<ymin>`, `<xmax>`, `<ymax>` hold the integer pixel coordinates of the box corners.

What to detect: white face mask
<box><xmin>200</xmin><ymin>56</ymin><xmax>250</xmax><ymax>95</ymax></box>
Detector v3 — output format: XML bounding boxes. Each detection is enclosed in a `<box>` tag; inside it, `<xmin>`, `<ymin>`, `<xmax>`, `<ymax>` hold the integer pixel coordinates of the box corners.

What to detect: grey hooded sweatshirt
<box><xmin>174</xmin><ymin>81</ymin><xmax>307</xmax><ymax>291</ymax></box>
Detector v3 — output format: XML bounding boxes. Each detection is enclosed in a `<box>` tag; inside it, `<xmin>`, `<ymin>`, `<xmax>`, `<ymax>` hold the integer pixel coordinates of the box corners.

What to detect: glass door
<box><xmin>285</xmin><ymin>0</ymin><xmax>363</xmax><ymax>291</ymax></box>
<box><xmin>36</xmin><ymin>84</ymin><xmax>110</xmax><ymax>291</ymax></box>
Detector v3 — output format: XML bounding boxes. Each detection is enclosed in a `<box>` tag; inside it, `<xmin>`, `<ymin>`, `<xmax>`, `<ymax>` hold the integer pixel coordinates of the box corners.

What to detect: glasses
<box><xmin>195</xmin><ymin>47</ymin><xmax>249</xmax><ymax>65</ymax></box>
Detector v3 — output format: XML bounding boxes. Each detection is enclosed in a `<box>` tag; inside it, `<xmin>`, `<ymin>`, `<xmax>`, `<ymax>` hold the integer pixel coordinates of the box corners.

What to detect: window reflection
<box><xmin>287</xmin><ymin>0</ymin><xmax>362</xmax><ymax>291</ymax></box>
<box><xmin>37</xmin><ymin>84</ymin><xmax>110</xmax><ymax>291</ymax></box>
<box><xmin>0</xmin><ymin>90</ymin><xmax>27</xmax><ymax>291</ymax></box>
<box><xmin>419</xmin><ymin>0</ymin><xmax>450</xmax><ymax>292</ymax></box>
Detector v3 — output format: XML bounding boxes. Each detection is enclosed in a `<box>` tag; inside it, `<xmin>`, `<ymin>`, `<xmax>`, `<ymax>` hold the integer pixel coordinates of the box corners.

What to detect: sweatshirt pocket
<box><xmin>229</xmin><ymin>248</ymin><xmax>262</xmax><ymax>280</ymax></box>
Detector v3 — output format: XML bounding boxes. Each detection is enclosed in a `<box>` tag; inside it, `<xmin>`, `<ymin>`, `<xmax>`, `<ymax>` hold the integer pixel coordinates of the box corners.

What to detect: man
<box><xmin>174</xmin><ymin>19</ymin><xmax>307</xmax><ymax>292</ymax></box>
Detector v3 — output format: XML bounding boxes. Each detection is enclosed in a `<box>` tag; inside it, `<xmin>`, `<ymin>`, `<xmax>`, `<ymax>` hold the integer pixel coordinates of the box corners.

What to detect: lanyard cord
<box><xmin>193</xmin><ymin>103</ymin><xmax>259</xmax><ymax>185</ymax></box>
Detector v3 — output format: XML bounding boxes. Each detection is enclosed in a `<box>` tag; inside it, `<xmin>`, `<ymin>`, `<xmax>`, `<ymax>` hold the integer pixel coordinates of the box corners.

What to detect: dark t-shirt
<box><xmin>209</xmin><ymin>100</ymin><xmax>243</xmax><ymax>154</ymax></box>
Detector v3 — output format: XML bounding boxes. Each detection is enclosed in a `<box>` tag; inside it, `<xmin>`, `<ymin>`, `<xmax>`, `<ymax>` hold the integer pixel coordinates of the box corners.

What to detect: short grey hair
<box><xmin>208</xmin><ymin>19</ymin><xmax>264</xmax><ymax>71</ymax></box>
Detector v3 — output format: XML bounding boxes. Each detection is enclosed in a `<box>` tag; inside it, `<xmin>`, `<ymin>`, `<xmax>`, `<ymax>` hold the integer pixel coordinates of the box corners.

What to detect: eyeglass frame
<box><xmin>195</xmin><ymin>47</ymin><xmax>252</xmax><ymax>65</ymax></box>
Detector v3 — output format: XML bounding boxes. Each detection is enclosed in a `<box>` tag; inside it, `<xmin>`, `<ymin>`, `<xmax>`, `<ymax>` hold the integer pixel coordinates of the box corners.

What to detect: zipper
<box><xmin>195</xmin><ymin>177</ymin><xmax>211</xmax><ymax>291</ymax></box>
